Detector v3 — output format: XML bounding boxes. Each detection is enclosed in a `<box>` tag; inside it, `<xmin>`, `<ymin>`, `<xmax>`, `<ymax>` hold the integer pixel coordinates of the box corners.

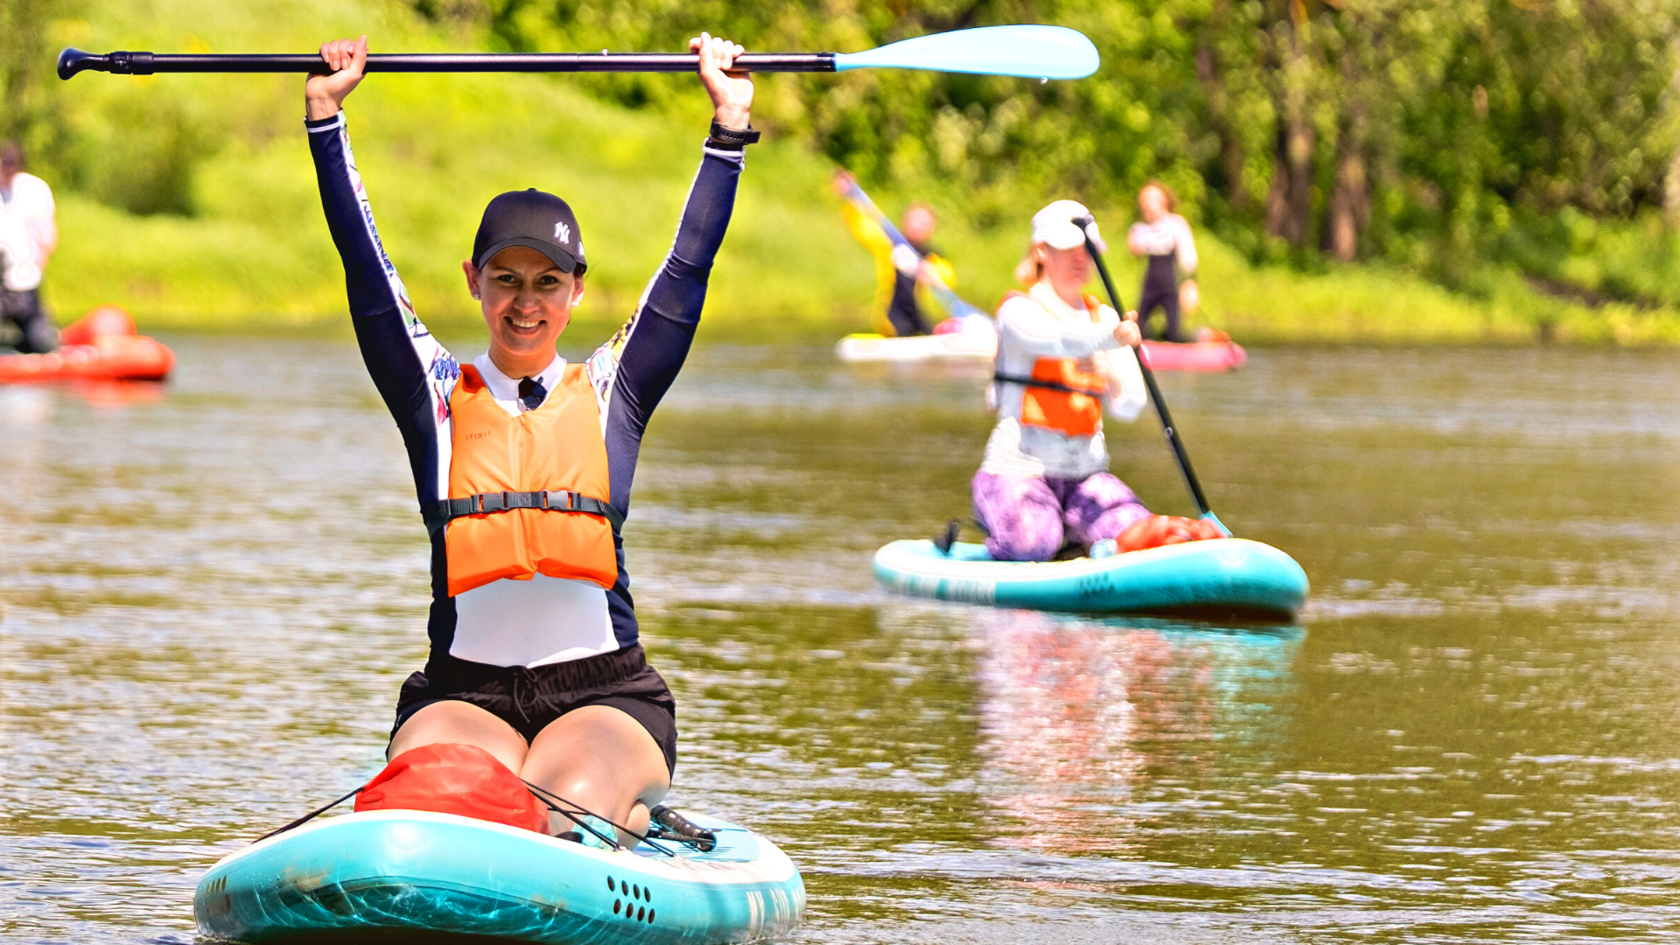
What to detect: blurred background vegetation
<box><xmin>5</xmin><ymin>0</ymin><xmax>1680</xmax><ymax>342</ymax></box>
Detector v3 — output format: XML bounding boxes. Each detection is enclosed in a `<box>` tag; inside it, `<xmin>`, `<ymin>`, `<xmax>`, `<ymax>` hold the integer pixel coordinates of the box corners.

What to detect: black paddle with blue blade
<box><xmin>59</xmin><ymin>25</ymin><xmax>1099</xmax><ymax>81</ymax></box>
<box><xmin>1074</xmin><ymin>215</ymin><xmax>1230</xmax><ymax>537</ymax></box>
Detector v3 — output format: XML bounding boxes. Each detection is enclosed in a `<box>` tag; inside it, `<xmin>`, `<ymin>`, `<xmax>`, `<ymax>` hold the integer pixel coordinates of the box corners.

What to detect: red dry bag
<box><xmin>353</xmin><ymin>742</ymin><xmax>549</xmax><ymax>834</ymax></box>
<box><xmin>1115</xmin><ymin>514</ymin><xmax>1225</xmax><ymax>554</ymax></box>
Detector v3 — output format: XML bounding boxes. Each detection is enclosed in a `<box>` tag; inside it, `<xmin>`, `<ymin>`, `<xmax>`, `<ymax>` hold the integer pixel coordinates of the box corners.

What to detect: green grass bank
<box><xmin>38</xmin><ymin>0</ymin><xmax>1680</xmax><ymax>345</ymax></box>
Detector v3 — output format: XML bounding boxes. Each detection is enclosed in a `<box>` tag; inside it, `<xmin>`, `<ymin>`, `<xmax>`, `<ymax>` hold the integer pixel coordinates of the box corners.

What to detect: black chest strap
<box><xmin>422</xmin><ymin>490</ymin><xmax>624</xmax><ymax>538</ymax></box>
<box><xmin>992</xmin><ymin>372</ymin><xmax>1107</xmax><ymax>396</ymax></box>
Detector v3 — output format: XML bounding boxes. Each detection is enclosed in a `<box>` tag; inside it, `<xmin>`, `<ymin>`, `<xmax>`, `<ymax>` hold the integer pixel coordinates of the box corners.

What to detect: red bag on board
<box><xmin>58</xmin><ymin>306</ymin><xmax>138</xmax><ymax>345</ymax></box>
<box><xmin>1114</xmin><ymin>514</ymin><xmax>1224</xmax><ymax>554</ymax></box>
<box><xmin>353</xmin><ymin>743</ymin><xmax>549</xmax><ymax>834</ymax></box>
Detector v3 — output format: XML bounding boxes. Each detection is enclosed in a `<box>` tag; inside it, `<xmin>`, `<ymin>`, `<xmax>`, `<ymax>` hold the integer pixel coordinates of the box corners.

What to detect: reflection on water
<box><xmin>976</xmin><ymin>612</ymin><xmax>1302</xmax><ymax>856</ymax></box>
<box><xmin>3</xmin><ymin>337</ymin><xmax>1680</xmax><ymax>943</ymax></box>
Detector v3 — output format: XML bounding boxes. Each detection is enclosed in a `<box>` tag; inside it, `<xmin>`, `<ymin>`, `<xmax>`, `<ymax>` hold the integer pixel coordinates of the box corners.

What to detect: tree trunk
<box><xmin>1196</xmin><ymin>15</ymin><xmax>1248</xmax><ymax>212</ymax></box>
<box><xmin>1667</xmin><ymin>40</ymin><xmax>1680</xmax><ymax>229</ymax></box>
<box><xmin>1265</xmin><ymin>4</ymin><xmax>1314</xmax><ymax>246</ymax></box>
<box><xmin>1285</xmin><ymin>116</ymin><xmax>1314</xmax><ymax>244</ymax></box>
<box><xmin>1325</xmin><ymin>139</ymin><xmax>1368</xmax><ymax>261</ymax></box>
<box><xmin>1325</xmin><ymin>47</ymin><xmax>1371</xmax><ymax>261</ymax></box>
<box><xmin>1266</xmin><ymin>111</ymin><xmax>1315</xmax><ymax>245</ymax></box>
<box><xmin>1265</xmin><ymin>124</ymin><xmax>1292</xmax><ymax>238</ymax></box>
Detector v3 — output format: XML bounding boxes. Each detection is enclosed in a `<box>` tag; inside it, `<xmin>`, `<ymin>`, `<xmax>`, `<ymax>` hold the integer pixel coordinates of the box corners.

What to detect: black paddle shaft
<box><xmin>1074</xmin><ymin>217</ymin><xmax>1214</xmax><ymax>518</ymax></box>
<box><xmin>58</xmin><ymin>48</ymin><xmax>837</xmax><ymax>80</ymax></box>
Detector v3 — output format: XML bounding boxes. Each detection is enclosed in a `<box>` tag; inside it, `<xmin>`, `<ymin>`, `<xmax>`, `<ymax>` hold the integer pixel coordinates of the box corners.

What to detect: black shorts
<box><xmin>391</xmin><ymin>644</ymin><xmax>678</xmax><ymax>774</ymax></box>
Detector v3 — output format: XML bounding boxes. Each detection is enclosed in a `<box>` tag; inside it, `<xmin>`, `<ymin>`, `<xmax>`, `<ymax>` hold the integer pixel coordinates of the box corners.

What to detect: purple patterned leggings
<box><xmin>972</xmin><ymin>470</ymin><xmax>1152</xmax><ymax>562</ymax></box>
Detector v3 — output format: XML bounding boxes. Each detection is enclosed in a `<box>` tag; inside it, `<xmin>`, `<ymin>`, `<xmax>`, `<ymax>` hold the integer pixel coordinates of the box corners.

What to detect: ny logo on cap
<box><xmin>554</xmin><ymin>222</ymin><xmax>571</xmax><ymax>244</ymax></box>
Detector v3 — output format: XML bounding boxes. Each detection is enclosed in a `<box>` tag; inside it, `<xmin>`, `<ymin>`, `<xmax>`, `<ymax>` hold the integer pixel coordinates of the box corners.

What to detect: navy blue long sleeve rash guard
<box><xmin>307</xmin><ymin>111</ymin><xmax>742</xmax><ymax>668</ymax></box>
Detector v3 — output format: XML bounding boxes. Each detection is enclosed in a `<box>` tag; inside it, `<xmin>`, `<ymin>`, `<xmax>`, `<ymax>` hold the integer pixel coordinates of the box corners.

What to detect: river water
<box><xmin>3</xmin><ymin>337</ymin><xmax>1678</xmax><ymax>943</ymax></box>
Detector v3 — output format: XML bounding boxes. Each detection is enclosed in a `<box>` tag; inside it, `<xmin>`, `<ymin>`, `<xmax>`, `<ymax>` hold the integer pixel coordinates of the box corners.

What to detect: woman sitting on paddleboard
<box><xmin>978</xmin><ymin>201</ymin><xmax>1219</xmax><ymax>562</ymax></box>
<box><xmin>304</xmin><ymin>34</ymin><xmax>757</xmax><ymax>843</ymax></box>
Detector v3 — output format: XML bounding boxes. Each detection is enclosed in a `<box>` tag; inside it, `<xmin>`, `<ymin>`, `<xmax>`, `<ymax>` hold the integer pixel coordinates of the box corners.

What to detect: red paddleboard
<box><xmin>0</xmin><ymin>306</ymin><xmax>174</xmax><ymax>383</ymax></box>
<box><xmin>1138</xmin><ymin>340</ymin><xmax>1246</xmax><ymax>373</ymax></box>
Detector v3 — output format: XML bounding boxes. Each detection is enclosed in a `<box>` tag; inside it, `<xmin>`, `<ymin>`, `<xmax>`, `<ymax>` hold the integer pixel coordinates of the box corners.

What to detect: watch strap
<box><xmin>706</xmin><ymin>120</ymin><xmax>761</xmax><ymax>150</ymax></box>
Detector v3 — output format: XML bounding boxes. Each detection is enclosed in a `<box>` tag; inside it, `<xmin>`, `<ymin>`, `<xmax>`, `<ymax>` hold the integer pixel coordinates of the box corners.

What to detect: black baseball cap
<box><xmin>472</xmin><ymin>189</ymin><xmax>586</xmax><ymax>275</ymax></box>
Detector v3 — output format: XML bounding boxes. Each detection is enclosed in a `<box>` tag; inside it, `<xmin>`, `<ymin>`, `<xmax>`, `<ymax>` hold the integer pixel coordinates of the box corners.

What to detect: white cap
<box><xmin>1030</xmin><ymin>199</ymin><xmax>1105</xmax><ymax>252</ymax></box>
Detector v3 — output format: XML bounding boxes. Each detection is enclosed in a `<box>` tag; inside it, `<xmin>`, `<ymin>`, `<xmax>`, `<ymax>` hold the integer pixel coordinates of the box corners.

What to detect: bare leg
<box><xmin>388</xmin><ymin>700</ymin><xmax>530</xmax><ymax>774</ymax></box>
<box><xmin>520</xmin><ymin>705</ymin><xmax>671</xmax><ymax>845</ymax></box>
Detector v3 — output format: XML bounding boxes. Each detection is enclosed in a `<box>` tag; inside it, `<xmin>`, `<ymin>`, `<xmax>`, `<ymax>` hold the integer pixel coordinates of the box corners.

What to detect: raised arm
<box><xmin>306</xmin><ymin>37</ymin><xmax>458</xmax><ymax>512</ymax></box>
<box><xmin>589</xmin><ymin>34</ymin><xmax>752</xmax><ymax>512</ymax></box>
<box><xmin>839</xmin><ymin>199</ymin><xmax>892</xmax><ymax>255</ymax></box>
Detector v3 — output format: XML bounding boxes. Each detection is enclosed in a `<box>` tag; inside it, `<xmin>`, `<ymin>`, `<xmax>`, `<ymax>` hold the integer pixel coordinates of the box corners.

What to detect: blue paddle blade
<box><xmin>834</xmin><ymin>25</ymin><xmax>1099</xmax><ymax>79</ymax></box>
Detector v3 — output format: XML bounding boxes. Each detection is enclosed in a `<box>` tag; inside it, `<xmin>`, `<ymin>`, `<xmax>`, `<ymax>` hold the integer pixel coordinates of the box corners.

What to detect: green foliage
<box><xmin>9</xmin><ymin>0</ymin><xmax>1680</xmax><ymax>345</ymax></box>
<box><xmin>485</xmin><ymin>0</ymin><xmax>1680</xmax><ymax>294</ymax></box>
<box><xmin>58</xmin><ymin>85</ymin><xmax>216</xmax><ymax>215</ymax></box>
<box><xmin>1</xmin><ymin>0</ymin><xmax>80</xmax><ymax>164</ymax></box>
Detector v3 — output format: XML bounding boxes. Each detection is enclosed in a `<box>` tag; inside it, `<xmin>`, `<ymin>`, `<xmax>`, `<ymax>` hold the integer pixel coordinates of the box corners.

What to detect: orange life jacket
<box><xmin>434</xmin><ymin>364</ymin><xmax>620</xmax><ymax>598</ymax></box>
<box><xmin>995</xmin><ymin>291</ymin><xmax>1110</xmax><ymax>437</ymax></box>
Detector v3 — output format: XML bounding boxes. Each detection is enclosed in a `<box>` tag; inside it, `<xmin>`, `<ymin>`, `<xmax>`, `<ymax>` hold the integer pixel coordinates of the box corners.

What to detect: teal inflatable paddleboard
<box><xmin>194</xmin><ymin>809</ymin><xmax>803</xmax><ymax>943</ymax></box>
<box><xmin>873</xmin><ymin>537</ymin><xmax>1308</xmax><ymax>618</ymax></box>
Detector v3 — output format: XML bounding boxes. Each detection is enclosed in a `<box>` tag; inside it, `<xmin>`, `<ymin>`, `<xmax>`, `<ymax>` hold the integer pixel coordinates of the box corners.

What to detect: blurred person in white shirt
<box><xmin>1</xmin><ymin>141</ymin><xmax>58</xmax><ymax>353</ymax></box>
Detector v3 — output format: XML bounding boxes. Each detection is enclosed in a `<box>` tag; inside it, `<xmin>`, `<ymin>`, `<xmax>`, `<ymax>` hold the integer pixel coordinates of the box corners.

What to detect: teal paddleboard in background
<box><xmin>194</xmin><ymin>809</ymin><xmax>803</xmax><ymax>944</ymax></box>
<box><xmin>873</xmin><ymin>538</ymin><xmax>1308</xmax><ymax>619</ymax></box>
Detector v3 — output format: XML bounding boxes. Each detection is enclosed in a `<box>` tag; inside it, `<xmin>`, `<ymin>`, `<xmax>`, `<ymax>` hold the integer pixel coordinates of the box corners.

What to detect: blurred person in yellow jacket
<box><xmin>832</xmin><ymin>170</ymin><xmax>957</xmax><ymax>337</ymax></box>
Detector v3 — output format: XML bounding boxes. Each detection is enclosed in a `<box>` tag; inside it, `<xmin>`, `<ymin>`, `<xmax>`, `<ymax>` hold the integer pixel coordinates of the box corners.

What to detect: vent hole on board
<box><xmin>633</xmin><ymin>884</ymin><xmax>641</xmax><ymax>899</ymax></box>
<box><xmin>607</xmin><ymin>877</ymin><xmax>614</xmax><ymax>892</ymax></box>
<box><xmin>645</xmin><ymin>888</ymin><xmax>652</xmax><ymax>903</ymax></box>
<box><xmin>613</xmin><ymin>900</ymin><xmax>621</xmax><ymax>915</ymax></box>
<box><xmin>637</xmin><ymin>906</ymin><xmax>646</xmax><ymax>921</ymax></box>
<box><xmin>648</xmin><ymin>908</ymin><xmax>656</xmax><ymax>923</ymax></box>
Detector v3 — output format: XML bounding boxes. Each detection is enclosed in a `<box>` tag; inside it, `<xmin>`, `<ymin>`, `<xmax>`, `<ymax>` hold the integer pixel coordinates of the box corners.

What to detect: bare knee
<box><xmin>522</xmin><ymin>705</ymin><xmax>670</xmax><ymax>837</ymax></box>
<box><xmin>388</xmin><ymin>700</ymin><xmax>528</xmax><ymax>774</ymax></box>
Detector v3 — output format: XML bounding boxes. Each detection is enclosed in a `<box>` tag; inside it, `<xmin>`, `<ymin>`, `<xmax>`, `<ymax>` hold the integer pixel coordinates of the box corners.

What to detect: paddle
<box><xmin>838</xmin><ymin>179</ymin><xmax>990</xmax><ymax>322</ymax></box>
<box><xmin>58</xmin><ymin>25</ymin><xmax>1099</xmax><ymax>81</ymax></box>
<box><xmin>1074</xmin><ymin>215</ymin><xmax>1230</xmax><ymax>536</ymax></box>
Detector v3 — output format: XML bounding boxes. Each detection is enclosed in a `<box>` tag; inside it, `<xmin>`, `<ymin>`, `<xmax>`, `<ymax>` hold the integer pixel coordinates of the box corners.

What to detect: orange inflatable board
<box><xmin>0</xmin><ymin>306</ymin><xmax>174</xmax><ymax>383</ymax></box>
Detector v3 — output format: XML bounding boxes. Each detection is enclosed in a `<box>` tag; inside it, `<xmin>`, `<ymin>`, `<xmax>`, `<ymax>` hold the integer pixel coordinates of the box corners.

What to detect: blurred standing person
<box><xmin>1125</xmin><ymin>182</ymin><xmax>1197</xmax><ymax>343</ymax></box>
<box><xmin>1</xmin><ymin>142</ymin><xmax>58</xmax><ymax>353</ymax></box>
<box><xmin>832</xmin><ymin>170</ymin><xmax>956</xmax><ymax>337</ymax></box>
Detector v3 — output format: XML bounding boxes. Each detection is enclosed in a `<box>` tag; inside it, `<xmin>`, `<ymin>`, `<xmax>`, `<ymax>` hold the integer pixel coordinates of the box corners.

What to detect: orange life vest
<box><xmin>996</xmin><ymin>291</ymin><xmax>1110</xmax><ymax>437</ymax></box>
<box><xmin>436</xmin><ymin>364</ymin><xmax>619</xmax><ymax>598</ymax></box>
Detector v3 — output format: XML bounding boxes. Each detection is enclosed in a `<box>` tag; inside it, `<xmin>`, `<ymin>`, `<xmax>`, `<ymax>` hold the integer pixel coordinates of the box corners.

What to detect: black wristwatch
<box><xmin>706</xmin><ymin>120</ymin><xmax>761</xmax><ymax>151</ymax></box>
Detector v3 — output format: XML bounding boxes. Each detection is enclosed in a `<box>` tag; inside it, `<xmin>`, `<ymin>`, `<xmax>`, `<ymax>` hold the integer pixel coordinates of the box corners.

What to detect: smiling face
<box><xmin>462</xmin><ymin>245</ymin><xmax>584</xmax><ymax>378</ymax></box>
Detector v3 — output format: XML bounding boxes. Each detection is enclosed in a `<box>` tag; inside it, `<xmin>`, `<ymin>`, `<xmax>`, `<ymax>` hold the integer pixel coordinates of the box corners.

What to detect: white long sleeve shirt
<box><xmin>0</xmin><ymin>208</ymin><xmax>41</xmax><ymax>292</ymax></box>
<box><xmin>1127</xmin><ymin>213</ymin><xmax>1198</xmax><ymax>275</ymax></box>
<box><xmin>1</xmin><ymin>172</ymin><xmax>55</xmax><ymax>278</ymax></box>
<box><xmin>983</xmin><ymin>281</ymin><xmax>1149</xmax><ymax>480</ymax></box>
